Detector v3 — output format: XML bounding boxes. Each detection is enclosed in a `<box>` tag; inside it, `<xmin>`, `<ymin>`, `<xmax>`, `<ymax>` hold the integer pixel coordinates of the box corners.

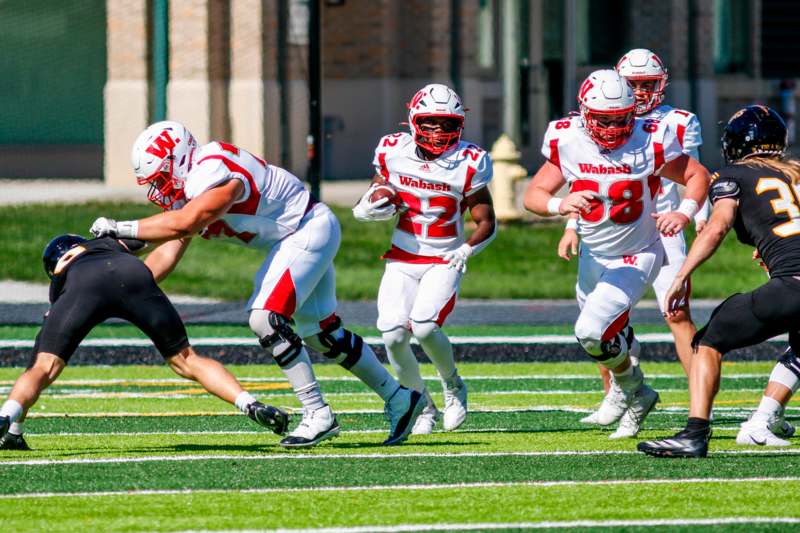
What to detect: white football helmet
<box><xmin>577</xmin><ymin>69</ymin><xmax>636</xmax><ymax>150</ymax></box>
<box><xmin>616</xmin><ymin>48</ymin><xmax>668</xmax><ymax>115</ymax></box>
<box><xmin>131</xmin><ymin>121</ymin><xmax>198</xmax><ymax>209</ymax></box>
<box><xmin>406</xmin><ymin>83</ymin><xmax>466</xmax><ymax>155</ymax></box>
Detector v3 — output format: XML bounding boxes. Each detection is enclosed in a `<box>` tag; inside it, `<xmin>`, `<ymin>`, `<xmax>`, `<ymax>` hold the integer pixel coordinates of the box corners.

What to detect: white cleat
<box><xmin>443</xmin><ymin>375</ymin><xmax>467</xmax><ymax>431</ymax></box>
<box><xmin>580</xmin><ymin>378</ymin><xmax>627</xmax><ymax>426</ymax></box>
<box><xmin>279</xmin><ymin>404</ymin><xmax>340</xmax><ymax>448</ymax></box>
<box><xmin>411</xmin><ymin>392</ymin><xmax>440</xmax><ymax>435</ymax></box>
<box><xmin>770</xmin><ymin>416</ymin><xmax>796</xmax><ymax>438</ymax></box>
<box><xmin>609</xmin><ymin>384</ymin><xmax>660</xmax><ymax>439</ymax></box>
<box><xmin>737</xmin><ymin>418</ymin><xmax>791</xmax><ymax>447</ymax></box>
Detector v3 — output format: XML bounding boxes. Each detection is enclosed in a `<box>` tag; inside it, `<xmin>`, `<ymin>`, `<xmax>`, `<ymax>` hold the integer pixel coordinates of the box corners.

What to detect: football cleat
<box><xmin>383</xmin><ymin>387</ymin><xmax>426</xmax><ymax>445</ymax></box>
<box><xmin>0</xmin><ymin>416</ymin><xmax>9</xmax><ymax>439</ymax></box>
<box><xmin>442</xmin><ymin>375</ymin><xmax>468</xmax><ymax>431</ymax></box>
<box><xmin>0</xmin><ymin>432</ymin><xmax>31</xmax><ymax>451</ymax></box>
<box><xmin>412</xmin><ymin>396</ymin><xmax>440</xmax><ymax>436</ymax></box>
<box><xmin>247</xmin><ymin>402</ymin><xmax>290</xmax><ymax>435</ymax></box>
<box><xmin>609</xmin><ymin>385</ymin><xmax>660</xmax><ymax>439</ymax></box>
<box><xmin>580</xmin><ymin>377</ymin><xmax>627</xmax><ymax>426</ymax></box>
<box><xmin>737</xmin><ymin>418</ymin><xmax>791</xmax><ymax>447</ymax></box>
<box><xmin>770</xmin><ymin>416</ymin><xmax>796</xmax><ymax>438</ymax></box>
<box><xmin>637</xmin><ymin>428</ymin><xmax>711</xmax><ymax>458</ymax></box>
<box><xmin>279</xmin><ymin>405</ymin><xmax>340</xmax><ymax>449</ymax></box>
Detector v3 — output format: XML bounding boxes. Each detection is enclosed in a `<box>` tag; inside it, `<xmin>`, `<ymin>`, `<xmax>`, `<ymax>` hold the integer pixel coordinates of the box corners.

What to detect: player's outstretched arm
<box><xmin>524</xmin><ymin>160</ymin><xmax>594</xmax><ymax>217</ymax></box>
<box><xmin>91</xmin><ymin>180</ymin><xmax>244</xmax><ymax>241</ymax></box>
<box><xmin>664</xmin><ymin>198</ymin><xmax>736</xmax><ymax>316</ymax></box>
<box><xmin>144</xmin><ymin>238</ymin><xmax>192</xmax><ymax>282</ymax></box>
<box><xmin>653</xmin><ymin>154</ymin><xmax>711</xmax><ymax>235</ymax></box>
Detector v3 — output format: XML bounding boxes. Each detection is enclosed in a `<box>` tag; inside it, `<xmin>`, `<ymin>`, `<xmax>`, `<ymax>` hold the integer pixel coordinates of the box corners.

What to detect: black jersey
<box><xmin>709</xmin><ymin>163</ymin><xmax>800</xmax><ymax>278</ymax></box>
<box><xmin>49</xmin><ymin>237</ymin><xmax>147</xmax><ymax>303</ymax></box>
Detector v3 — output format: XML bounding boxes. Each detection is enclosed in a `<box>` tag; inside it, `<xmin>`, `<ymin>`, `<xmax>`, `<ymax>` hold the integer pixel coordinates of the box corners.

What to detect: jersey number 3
<box><xmin>571</xmin><ymin>179</ymin><xmax>643</xmax><ymax>224</ymax></box>
<box><xmin>757</xmin><ymin>177</ymin><xmax>800</xmax><ymax>237</ymax></box>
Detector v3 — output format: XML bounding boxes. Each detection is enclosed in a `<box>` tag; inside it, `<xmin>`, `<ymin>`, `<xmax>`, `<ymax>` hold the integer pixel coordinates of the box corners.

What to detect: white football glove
<box><xmin>90</xmin><ymin>217</ymin><xmax>138</xmax><ymax>238</ymax></box>
<box><xmin>352</xmin><ymin>186</ymin><xmax>397</xmax><ymax>222</ymax></box>
<box><xmin>441</xmin><ymin>243</ymin><xmax>473</xmax><ymax>273</ymax></box>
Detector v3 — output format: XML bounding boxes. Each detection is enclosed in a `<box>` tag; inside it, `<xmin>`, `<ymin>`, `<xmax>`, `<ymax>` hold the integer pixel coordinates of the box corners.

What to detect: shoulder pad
<box><xmin>709</xmin><ymin>178</ymin><xmax>741</xmax><ymax>204</ymax></box>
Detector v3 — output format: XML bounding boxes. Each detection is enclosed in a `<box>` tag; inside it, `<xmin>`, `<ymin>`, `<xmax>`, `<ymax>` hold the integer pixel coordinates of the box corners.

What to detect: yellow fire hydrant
<box><xmin>490</xmin><ymin>134</ymin><xmax>529</xmax><ymax>222</ymax></box>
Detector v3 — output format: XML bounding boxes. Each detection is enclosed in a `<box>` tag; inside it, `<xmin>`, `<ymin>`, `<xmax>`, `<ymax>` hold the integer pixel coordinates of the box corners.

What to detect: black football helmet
<box><xmin>42</xmin><ymin>234</ymin><xmax>87</xmax><ymax>279</ymax></box>
<box><xmin>721</xmin><ymin>105</ymin><xmax>788</xmax><ymax>164</ymax></box>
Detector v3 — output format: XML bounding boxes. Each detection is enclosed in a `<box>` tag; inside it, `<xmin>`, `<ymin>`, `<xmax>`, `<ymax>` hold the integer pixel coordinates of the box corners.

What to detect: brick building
<box><xmin>2</xmin><ymin>0</ymin><xmax>799</xmax><ymax>183</ymax></box>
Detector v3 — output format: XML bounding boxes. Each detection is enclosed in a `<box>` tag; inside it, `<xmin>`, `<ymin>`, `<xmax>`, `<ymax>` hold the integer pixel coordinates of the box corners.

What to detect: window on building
<box><xmin>714</xmin><ymin>0</ymin><xmax>749</xmax><ymax>74</ymax></box>
<box><xmin>576</xmin><ymin>0</ymin><xmax>628</xmax><ymax>66</ymax></box>
<box><xmin>761</xmin><ymin>0</ymin><xmax>800</xmax><ymax>78</ymax></box>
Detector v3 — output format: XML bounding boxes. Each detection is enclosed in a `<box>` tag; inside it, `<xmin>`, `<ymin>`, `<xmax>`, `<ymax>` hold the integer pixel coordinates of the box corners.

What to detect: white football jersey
<box><xmin>373</xmin><ymin>132</ymin><xmax>492</xmax><ymax>258</ymax></box>
<box><xmin>181</xmin><ymin>142</ymin><xmax>312</xmax><ymax>249</ymax></box>
<box><xmin>646</xmin><ymin>105</ymin><xmax>703</xmax><ymax>213</ymax></box>
<box><xmin>542</xmin><ymin>115</ymin><xmax>683</xmax><ymax>256</ymax></box>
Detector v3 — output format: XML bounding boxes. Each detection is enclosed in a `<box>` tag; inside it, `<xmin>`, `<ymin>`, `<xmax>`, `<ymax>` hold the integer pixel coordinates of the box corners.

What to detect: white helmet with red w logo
<box><xmin>577</xmin><ymin>69</ymin><xmax>636</xmax><ymax>150</ymax></box>
<box><xmin>406</xmin><ymin>83</ymin><xmax>466</xmax><ymax>155</ymax></box>
<box><xmin>616</xmin><ymin>48</ymin><xmax>668</xmax><ymax>115</ymax></box>
<box><xmin>131</xmin><ymin>121</ymin><xmax>198</xmax><ymax>208</ymax></box>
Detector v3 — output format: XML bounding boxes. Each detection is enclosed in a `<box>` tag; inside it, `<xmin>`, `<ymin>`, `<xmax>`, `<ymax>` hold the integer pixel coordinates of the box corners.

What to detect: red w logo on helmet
<box><xmin>146</xmin><ymin>131</ymin><xmax>179</xmax><ymax>158</ymax></box>
<box><xmin>409</xmin><ymin>90</ymin><xmax>426</xmax><ymax>110</ymax></box>
<box><xmin>579</xmin><ymin>80</ymin><xmax>595</xmax><ymax>101</ymax></box>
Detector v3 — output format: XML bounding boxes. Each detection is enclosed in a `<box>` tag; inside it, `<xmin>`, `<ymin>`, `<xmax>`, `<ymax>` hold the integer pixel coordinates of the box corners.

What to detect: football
<box><xmin>369</xmin><ymin>183</ymin><xmax>399</xmax><ymax>206</ymax></box>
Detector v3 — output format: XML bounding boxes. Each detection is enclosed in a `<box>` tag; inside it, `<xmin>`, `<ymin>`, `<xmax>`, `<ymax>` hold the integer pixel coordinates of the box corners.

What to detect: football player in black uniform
<box><xmin>639</xmin><ymin>105</ymin><xmax>800</xmax><ymax>457</ymax></box>
<box><xmin>0</xmin><ymin>234</ymin><xmax>289</xmax><ymax>450</ymax></box>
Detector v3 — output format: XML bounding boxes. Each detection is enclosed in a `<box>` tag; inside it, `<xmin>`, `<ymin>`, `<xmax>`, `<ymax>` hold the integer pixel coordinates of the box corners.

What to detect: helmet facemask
<box><xmin>627</xmin><ymin>76</ymin><xmax>667</xmax><ymax>115</ymax></box>
<box><xmin>412</xmin><ymin>115</ymin><xmax>464</xmax><ymax>156</ymax></box>
<box><xmin>581</xmin><ymin>106</ymin><xmax>635</xmax><ymax>150</ymax></box>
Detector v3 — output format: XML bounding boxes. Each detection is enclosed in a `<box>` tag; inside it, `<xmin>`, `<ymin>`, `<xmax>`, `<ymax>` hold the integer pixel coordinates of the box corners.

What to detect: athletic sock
<box><xmin>280</xmin><ymin>348</ymin><xmax>326</xmax><ymax>412</ymax></box>
<box><xmin>751</xmin><ymin>395</ymin><xmax>783</xmax><ymax>424</ymax></box>
<box><xmin>612</xmin><ymin>363</ymin><xmax>642</xmax><ymax>393</ymax></box>
<box><xmin>234</xmin><ymin>391</ymin><xmax>258</xmax><ymax>414</ymax></box>
<box><xmin>0</xmin><ymin>400</ymin><xmax>22</xmax><ymax>423</ymax></box>
<box><xmin>346</xmin><ymin>341</ymin><xmax>400</xmax><ymax>402</ymax></box>
<box><xmin>384</xmin><ymin>329</ymin><xmax>427</xmax><ymax>392</ymax></box>
<box><xmin>9</xmin><ymin>422</ymin><xmax>23</xmax><ymax>436</ymax></box>
<box><xmin>684</xmin><ymin>417</ymin><xmax>711</xmax><ymax>437</ymax></box>
<box><xmin>414</xmin><ymin>324</ymin><xmax>457</xmax><ymax>382</ymax></box>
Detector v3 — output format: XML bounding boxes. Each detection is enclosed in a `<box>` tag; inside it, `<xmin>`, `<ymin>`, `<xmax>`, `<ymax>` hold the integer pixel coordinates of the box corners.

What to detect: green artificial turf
<box><xmin>0</xmin><ymin>201</ymin><xmax>771</xmax><ymax>300</ymax></box>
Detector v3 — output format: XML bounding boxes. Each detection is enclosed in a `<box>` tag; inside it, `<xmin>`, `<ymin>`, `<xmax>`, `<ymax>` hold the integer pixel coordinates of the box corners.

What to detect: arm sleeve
<box><xmin>660</xmin><ymin>122</ymin><xmax>685</xmax><ymax>165</ymax></box>
<box><xmin>540</xmin><ymin>121</ymin><xmax>560</xmax><ymax>166</ymax></box>
<box><xmin>708</xmin><ymin>174</ymin><xmax>742</xmax><ymax>204</ymax></box>
<box><xmin>681</xmin><ymin>114</ymin><xmax>703</xmax><ymax>153</ymax></box>
<box><xmin>184</xmin><ymin>158</ymin><xmax>245</xmax><ymax>201</ymax></box>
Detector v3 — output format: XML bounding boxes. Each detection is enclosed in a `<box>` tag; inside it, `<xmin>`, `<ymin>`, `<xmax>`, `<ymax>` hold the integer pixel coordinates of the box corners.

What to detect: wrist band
<box><xmin>677</xmin><ymin>199</ymin><xmax>699</xmax><ymax>219</ymax></box>
<box><xmin>547</xmin><ymin>197</ymin><xmax>563</xmax><ymax>216</ymax></box>
<box><xmin>117</xmin><ymin>220</ymin><xmax>139</xmax><ymax>239</ymax></box>
<box><xmin>565</xmin><ymin>218</ymin><xmax>578</xmax><ymax>230</ymax></box>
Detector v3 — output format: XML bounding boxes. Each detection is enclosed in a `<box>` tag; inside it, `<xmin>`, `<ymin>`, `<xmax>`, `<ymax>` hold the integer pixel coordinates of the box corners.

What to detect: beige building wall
<box><xmin>104</xmin><ymin>0</ymin><xmax>149</xmax><ymax>188</ymax></box>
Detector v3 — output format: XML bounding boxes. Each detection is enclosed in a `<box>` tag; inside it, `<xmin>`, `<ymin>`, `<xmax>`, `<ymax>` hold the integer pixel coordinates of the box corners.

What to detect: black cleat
<box><xmin>637</xmin><ymin>429</ymin><xmax>711</xmax><ymax>458</ymax></box>
<box><xmin>0</xmin><ymin>432</ymin><xmax>31</xmax><ymax>451</ymax></box>
<box><xmin>383</xmin><ymin>387</ymin><xmax>426</xmax><ymax>446</ymax></box>
<box><xmin>247</xmin><ymin>402</ymin><xmax>291</xmax><ymax>436</ymax></box>
<box><xmin>0</xmin><ymin>416</ymin><xmax>9</xmax><ymax>439</ymax></box>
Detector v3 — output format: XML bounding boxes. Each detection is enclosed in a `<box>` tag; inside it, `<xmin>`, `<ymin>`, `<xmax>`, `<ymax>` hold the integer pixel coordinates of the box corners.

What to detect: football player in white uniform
<box><xmin>559</xmin><ymin>49</ymin><xmax>710</xmax><ymax>436</ymax></box>
<box><xmin>353</xmin><ymin>84</ymin><xmax>496</xmax><ymax>434</ymax></box>
<box><xmin>89</xmin><ymin>121</ymin><xmax>425</xmax><ymax>448</ymax></box>
<box><xmin>525</xmin><ymin>70</ymin><xmax>710</xmax><ymax>438</ymax></box>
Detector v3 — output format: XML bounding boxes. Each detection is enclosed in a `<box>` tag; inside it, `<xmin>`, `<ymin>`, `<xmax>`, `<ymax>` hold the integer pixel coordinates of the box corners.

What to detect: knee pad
<box><xmin>775</xmin><ymin>348</ymin><xmax>800</xmax><ymax>393</ymax></box>
<box><xmin>304</xmin><ymin>315</ymin><xmax>363</xmax><ymax>369</ymax></box>
<box><xmin>410</xmin><ymin>320</ymin><xmax>439</xmax><ymax>341</ymax></box>
<box><xmin>575</xmin><ymin>315</ymin><xmax>631</xmax><ymax>369</ymax></box>
<box><xmin>249</xmin><ymin>310</ymin><xmax>302</xmax><ymax>368</ymax></box>
<box><xmin>382</xmin><ymin>327</ymin><xmax>411</xmax><ymax>350</ymax></box>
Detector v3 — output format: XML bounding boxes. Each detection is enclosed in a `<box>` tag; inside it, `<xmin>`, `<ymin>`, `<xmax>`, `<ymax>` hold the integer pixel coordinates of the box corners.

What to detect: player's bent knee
<box><xmin>249</xmin><ymin>309</ymin><xmax>303</xmax><ymax>368</ymax></box>
<box><xmin>410</xmin><ymin>320</ymin><xmax>439</xmax><ymax>341</ymax></box>
<box><xmin>31</xmin><ymin>353</ymin><xmax>66</xmax><ymax>384</ymax></box>
<box><xmin>575</xmin><ymin>319</ymin><xmax>627</xmax><ymax>369</ymax></box>
<box><xmin>382</xmin><ymin>327</ymin><xmax>410</xmax><ymax>350</ymax></box>
<box><xmin>305</xmin><ymin>315</ymin><xmax>363</xmax><ymax>369</ymax></box>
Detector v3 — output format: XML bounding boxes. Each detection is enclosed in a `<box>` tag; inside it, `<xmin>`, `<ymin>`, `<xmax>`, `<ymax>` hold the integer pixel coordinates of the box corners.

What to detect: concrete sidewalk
<box><xmin>0</xmin><ymin>179</ymin><xmax>366</xmax><ymax>207</ymax></box>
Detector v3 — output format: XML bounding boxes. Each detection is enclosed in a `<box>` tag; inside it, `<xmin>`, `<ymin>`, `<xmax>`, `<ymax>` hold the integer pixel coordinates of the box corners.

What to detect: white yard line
<box><xmin>182</xmin><ymin>517</ymin><xmax>800</xmax><ymax>533</ymax></box>
<box><xmin>1</xmin><ymin>477</ymin><xmax>799</xmax><ymax>500</ymax></box>
<box><xmin>4</xmin><ymin>448</ymin><xmax>800</xmax><ymax>467</ymax></box>
<box><xmin>0</xmin><ymin>333</ymin><xmax>789</xmax><ymax>348</ymax></box>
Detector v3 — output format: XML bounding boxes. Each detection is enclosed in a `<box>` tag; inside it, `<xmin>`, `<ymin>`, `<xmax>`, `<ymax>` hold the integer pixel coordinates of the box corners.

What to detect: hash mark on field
<box><xmin>2</xmin><ymin>478</ymin><xmax>800</xmax><ymax>499</ymax></box>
